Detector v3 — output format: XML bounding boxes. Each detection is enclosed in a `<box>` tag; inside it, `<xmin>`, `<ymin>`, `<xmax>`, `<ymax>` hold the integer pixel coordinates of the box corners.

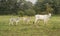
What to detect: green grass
<box><xmin>0</xmin><ymin>15</ymin><xmax>60</xmax><ymax>36</ymax></box>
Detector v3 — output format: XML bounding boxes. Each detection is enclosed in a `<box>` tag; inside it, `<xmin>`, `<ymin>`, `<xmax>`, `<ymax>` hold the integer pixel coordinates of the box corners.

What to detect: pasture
<box><xmin>0</xmin><ymin>15</ymin><xmax>60</xmax><ymax>36</ymax></box>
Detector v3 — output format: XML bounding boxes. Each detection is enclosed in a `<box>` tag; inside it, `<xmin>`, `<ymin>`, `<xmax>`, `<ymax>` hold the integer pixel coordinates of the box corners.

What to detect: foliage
<box><xmin>25</xmin><ymin>9</ymin><xmax>36</xmax><ymax>16</ymax></box>
<box><xmin>0</xmin><ymin>0</ymin><xmax>60</xmax><ymax>15</ymax></box>
<box><xmin>18</xmin><ymin>11</ymin><xmax>24</xmax><ymax>16</ymax></box>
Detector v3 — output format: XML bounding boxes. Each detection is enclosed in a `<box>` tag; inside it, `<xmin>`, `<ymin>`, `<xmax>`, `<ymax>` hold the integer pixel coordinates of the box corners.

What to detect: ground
<box><xmin>0</xmin><ymin>15</ymin><xmax>60</xmax><ymax>36</ymax></box>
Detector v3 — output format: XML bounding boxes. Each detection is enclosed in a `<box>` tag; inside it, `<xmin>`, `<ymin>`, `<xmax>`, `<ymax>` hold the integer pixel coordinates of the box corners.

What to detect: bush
<box><xmin>18</xmin><ymin>11</ymin><xmax>24</xmax><ymax>16</ymax></box>
<box><xmin>25</xmin><ymin>9</ymin><xmax>36</xmax><ymax>16</ymax></box>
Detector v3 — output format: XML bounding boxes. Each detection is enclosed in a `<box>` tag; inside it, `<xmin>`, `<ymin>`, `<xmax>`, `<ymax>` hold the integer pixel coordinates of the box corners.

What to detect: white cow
<box><xmin>9</xmin><ymin>16</ymin><xmax>20</xmax><ymax>25</ymax></box>
<box><xmin>35</xmin><ymin>13</ymin><xmax>51</xmax><ymax>24</ymax></box>
<box><xmin>23</xmin><ymin>17</ymin><xmax>31</xmax><ymax>24</ymax></box>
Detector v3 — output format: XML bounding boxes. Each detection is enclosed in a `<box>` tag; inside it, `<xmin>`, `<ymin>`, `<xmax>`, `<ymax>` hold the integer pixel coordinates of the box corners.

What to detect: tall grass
<box><xmin>0</xmin><ymin>15</ymin><xmax>60</xmax><ymax>36</ymax></box>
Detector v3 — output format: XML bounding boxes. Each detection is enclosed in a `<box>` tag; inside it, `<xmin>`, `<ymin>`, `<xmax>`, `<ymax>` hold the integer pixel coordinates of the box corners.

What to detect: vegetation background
<box><xmin>0</xmin><ymin>0</ymin><xmax>60</xmax><ymax>16</ymax></box>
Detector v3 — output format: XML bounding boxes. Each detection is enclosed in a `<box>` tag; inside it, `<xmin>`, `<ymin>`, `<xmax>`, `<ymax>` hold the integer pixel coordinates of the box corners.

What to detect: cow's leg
<box><xmin>9</xmin><ymin>21</ymin><xmax>11</xmax><ymax>25</ymax></box>
<box><xmin>9</xmin><ymin>21</ymin><xmax>13</xmax><ymax>25</ymax></box>
<box><xmin>16</xmin><ymin>22</ymin><xmax>18</xmax><ymax>25</ymax></box>
<box><xmin>35</xmin><ymin>19</ymin><xmax>38</xmax><ymax>24</ymax></box>
<box><xmin>44</xmin><ymin>19</ymin><xmax>46</xmax><ymax>24</ymax></box>
<box><xmin>44</xmin><ymin>19</ymin><xmax>48</xmax><ymax>24</ymax></box>
<box><xmin>11</xmin><ymin>22</ymin><xmax>14</xmax><ymax>25</ymax></box>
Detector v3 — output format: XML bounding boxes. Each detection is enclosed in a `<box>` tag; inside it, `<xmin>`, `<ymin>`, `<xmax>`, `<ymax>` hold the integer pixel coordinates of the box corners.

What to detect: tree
<box><xmin>34</xmin><ymin>0</ymin><xmax>46</xmax><ymax>14</ymax></box>
<box><xmin>25</xmin><ymin>9</ymin><xmax>36</xmax><ymax>16</ymax></box>
<box><xmin>44</xmin><ymin>0</ymin><xmax>60</xmax><ymax>14</ymax></box>
<box><xmin>46</xmin><ymin>3</ymin><xmax>54</xmax><ymax>13</ymax></box>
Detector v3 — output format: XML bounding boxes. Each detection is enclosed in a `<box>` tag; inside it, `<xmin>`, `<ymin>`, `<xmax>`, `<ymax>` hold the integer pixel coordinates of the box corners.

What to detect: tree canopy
<box><xmin>0</xmin><ymin>0</ymin><xmax>60</xmax><ymax>15</ymax></box>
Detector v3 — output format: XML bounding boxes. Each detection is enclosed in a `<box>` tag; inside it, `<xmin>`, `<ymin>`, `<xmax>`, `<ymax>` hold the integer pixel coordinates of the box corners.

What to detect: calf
<box><xmin>9</xmin><ymin>16</ymin><xmax>20</xmax><ymax>25</ymax></box>
<box><xmin>23</xmin><ymin>17</ymin><xmax>31</xmax><ymax>24</ymax></box>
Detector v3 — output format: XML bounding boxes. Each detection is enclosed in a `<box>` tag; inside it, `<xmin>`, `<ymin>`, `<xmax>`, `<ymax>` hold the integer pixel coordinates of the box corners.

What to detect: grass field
<box><xmin>0</xmin><ymin>15</ymin><xmax>60</xmax><ymax>36</ymax></box>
